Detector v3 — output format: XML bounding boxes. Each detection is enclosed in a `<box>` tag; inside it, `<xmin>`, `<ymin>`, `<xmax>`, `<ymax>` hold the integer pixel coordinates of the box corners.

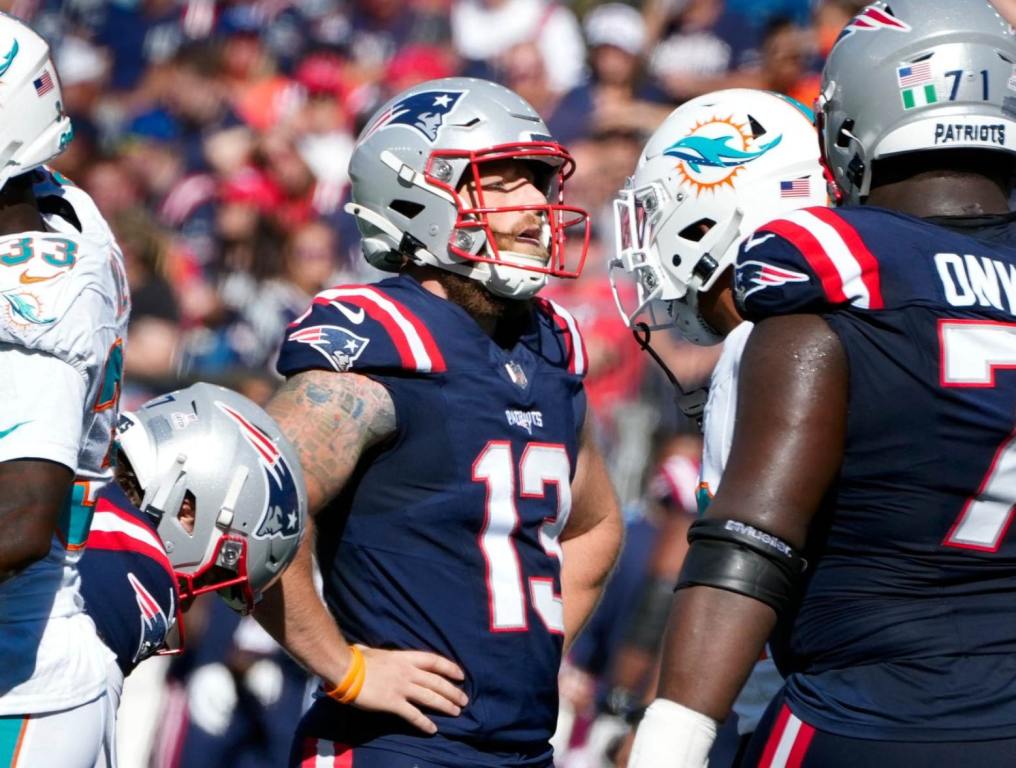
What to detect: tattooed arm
<box><xmin>255</xmin><ymin>370</ymin><xmax>467</xmax><ymax>733</ymax></box>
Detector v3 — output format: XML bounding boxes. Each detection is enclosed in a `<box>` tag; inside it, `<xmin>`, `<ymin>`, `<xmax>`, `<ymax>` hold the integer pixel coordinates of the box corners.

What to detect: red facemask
<box><xmin>424</xmin><ymin>142</ymin><xmax>592</xmax><ymax>279</ymax></box>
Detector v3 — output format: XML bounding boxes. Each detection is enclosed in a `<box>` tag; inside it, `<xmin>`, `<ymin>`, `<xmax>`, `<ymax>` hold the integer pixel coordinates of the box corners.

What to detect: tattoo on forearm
<box><xmin>267</xmin><ymin>371</ymin><xmax>396</xmax><ymax>511</ymax></box>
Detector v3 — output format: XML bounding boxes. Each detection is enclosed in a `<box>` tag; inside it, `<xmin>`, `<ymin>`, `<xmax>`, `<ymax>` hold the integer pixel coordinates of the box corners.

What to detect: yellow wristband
<box><xmin>325</xmin><ymin>645</ymin><xmax>366</xmax><ymax>704</ymax></box>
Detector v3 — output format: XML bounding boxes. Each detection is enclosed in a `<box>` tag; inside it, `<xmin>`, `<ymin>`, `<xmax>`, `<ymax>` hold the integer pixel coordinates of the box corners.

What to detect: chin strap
<box><xmin>632</xmin><ymin>323</ymin><xmax>708</xmax><ymax>430</ymax></box>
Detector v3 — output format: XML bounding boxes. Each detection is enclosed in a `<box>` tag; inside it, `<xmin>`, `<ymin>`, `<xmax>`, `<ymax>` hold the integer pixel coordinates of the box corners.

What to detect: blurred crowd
<box><xmin>12</xmin><ymin>0</ymin><xmax>867</xmax><ymax>765</ymax></box>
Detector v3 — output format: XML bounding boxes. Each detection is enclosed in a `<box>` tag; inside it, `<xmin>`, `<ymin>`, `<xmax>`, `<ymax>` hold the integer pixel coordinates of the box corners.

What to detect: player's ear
<box><xmin>178</xmin><ymin>491</ymin><xmax>196</xmax><ymax>534</ymax></box>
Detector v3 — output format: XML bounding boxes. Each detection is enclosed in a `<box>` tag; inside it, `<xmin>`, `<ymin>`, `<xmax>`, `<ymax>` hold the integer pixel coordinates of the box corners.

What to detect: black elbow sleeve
<box><xmin>675</xmin><ymin>518</ymin><xmax>807</xmax><ymax>615</ymax></box>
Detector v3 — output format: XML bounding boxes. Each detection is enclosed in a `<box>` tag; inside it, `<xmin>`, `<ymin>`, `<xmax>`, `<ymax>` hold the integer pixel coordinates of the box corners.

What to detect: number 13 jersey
<box><xmin>277</xmin><ymin>274</ymin><xmax>587</xmax><ymax>765</ymax></box>
<box><xmin>734</xmin><ymin>206</ymin><xmax>1016</xmax><ymax>741</ymax></box>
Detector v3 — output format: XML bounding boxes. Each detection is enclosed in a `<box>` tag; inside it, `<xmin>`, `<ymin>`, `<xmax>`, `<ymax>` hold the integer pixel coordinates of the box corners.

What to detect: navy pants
<box><xmin>741</xmin><ymin>691</ymin><xmax>1016</xmax><ymax>768</ymax></box>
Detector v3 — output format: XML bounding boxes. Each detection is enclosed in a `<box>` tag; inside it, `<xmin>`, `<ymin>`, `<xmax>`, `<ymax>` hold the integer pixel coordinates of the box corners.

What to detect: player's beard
<box><xmin>441</xmin><ymin>270</ymin><xmax>526</xmax><ymax>325</ymax></box>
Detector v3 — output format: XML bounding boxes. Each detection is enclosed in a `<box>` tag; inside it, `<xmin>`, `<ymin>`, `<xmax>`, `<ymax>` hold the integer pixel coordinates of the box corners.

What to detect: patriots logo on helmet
<box><xmin>288</xmin><ymin>324</ymin><xmax>369</xmax><ymax>372</ymax></box>
<box><xmin>735</xmin><ymin>259</ymin><xmax>811</xmax><ymax>301</ymax></box>
<box><xmin>215</xmin><ymin>402</ymin><xmax>301</xmax><ymax>540</ymax></box>
<box><xmin>360</xmin><ymin>90</ymin><xmax>466</xmax><ymax>143</ymax></box>
<box><xmin>128</xmin><ymin>572</ymin><xmax>172</xmax><ymax>664</ymax></box>
<box><xmin>836</xmin><ymin>5</ymin><xmax>911</xmax><ymax>44</ymax></box>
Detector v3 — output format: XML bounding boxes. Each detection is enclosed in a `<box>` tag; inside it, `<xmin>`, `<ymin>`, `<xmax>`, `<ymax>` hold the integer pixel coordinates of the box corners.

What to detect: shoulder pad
<box><xmin>734</xmin><ymin>207</ymin><xmax>884</xmax><ymax>321</ymax></box>
<box><xmin>34</xmin><ymin>168</ymin><xmax>119</xmax><ymax>248</ymax></box>
<box><xmin>0</xmin><ymin>232</ymin><xmax>128</xmax><ymax>374</ymax></box>
<box><xmin>278</xmin><ymin>284</ymin><xmax>447</xmax><ymax>376</ymax></box>
<box><xmin>534</xmin><ymin>297</ymin><xmax>588</xmax><ymax>377</ymax></box>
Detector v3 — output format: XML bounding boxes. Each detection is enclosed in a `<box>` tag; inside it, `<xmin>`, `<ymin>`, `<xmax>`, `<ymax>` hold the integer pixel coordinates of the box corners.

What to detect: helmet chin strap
<box><xmin>632</xmin><ymin>323</ymin><xmax>708</xmax><ymax>430</ymax></box>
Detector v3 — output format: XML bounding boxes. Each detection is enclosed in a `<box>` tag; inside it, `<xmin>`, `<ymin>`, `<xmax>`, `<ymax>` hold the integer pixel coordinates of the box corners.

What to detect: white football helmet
<box><xmin>116</xmin><ymin>383</ymin><xmax>308</xmax><ymax>613</ymax></box>
<box><xmin>0</xmin><ymin>14</ymin><xmax>73</xmax><ymax>189</ymax></box>
<box><xmin>346</xmin><ymin>77</ymin><xmax>590</xmax><ymax>300</ymax></box>
<box><xmin>610</xmin><ymin>89</ymin><xmax>827</xmax><ymax>345</ymax></box>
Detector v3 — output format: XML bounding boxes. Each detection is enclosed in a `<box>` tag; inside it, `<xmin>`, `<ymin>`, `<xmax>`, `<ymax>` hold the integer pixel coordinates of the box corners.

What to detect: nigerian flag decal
<box><xmin>897</xmin><ymin>63</ymin><xmax>938</xmax><ymax>110</ymax></box>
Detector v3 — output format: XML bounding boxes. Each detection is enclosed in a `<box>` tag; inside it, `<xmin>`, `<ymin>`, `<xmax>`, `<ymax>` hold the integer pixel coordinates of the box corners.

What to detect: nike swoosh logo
<box><xmin>330</xmin><ymin>301</ymin><xmax>365</xmax><ymax>324</ymax></box>
<box><xmin>19</xmin><ymin>271</ymin><xmax>55</xmax><ymax>284</ymax></box>
<box><xmin>0</xmin><ymin>421</ymin><xmax>29</xmax><ymax>439</ymax></box>
<box><xmin>744</xmin><ymin>233</ymin><xmax>776</xmax><ymax>252</ymax></box>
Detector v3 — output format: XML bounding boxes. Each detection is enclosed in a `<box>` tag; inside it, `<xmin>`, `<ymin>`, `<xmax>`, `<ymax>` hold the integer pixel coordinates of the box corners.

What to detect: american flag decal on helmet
<box><xmin>360</xmin><ymin>90</ymin><xmax>466</xmax><ymax>143</ymax></box>
<box><xmin>735</xmin><ymin>259</ymin><xmax>811</xmax><ymax>301</ymax></box>
<box><xmin>215</xmin><ymin>401</ymin><xmax>301</xmax><ymax>540</ymax></box>
<box><xmin>836</xmin><ymin>5</ymin><xmax>911</xmax><ymax>44</ymax></box>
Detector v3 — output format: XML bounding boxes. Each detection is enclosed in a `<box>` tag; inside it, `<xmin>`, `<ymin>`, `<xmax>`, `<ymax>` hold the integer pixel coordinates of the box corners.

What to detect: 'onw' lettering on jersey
<box><xmin>934</xmin><ymin>252</ymin><xmax>1016</xmax><ymax>316</ymax></box>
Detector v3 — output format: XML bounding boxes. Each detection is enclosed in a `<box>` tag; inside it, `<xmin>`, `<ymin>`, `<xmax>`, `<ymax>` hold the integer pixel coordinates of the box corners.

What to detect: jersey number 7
<box><xmin>940</xmin><ymin>320</ymin><xmax>1016</xmax><ymax>551</ymax></box>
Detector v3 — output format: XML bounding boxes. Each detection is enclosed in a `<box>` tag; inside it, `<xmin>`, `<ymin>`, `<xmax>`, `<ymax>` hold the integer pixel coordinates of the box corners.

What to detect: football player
<box><xmin>0</xmin><ymin>13</ymin><xmax>132</xmax><ymax>768</ymax></box>
<box><xmin>255</xmin><ymin>77</ymin><xmax>623</xmax><ymax>767</ymax></box>
<box><xmin>608</xmin><ymin>88</ymin><xmax>827</xmax><ymax>761</ymax></box>
<box><xmin>629</xmin><ymin>2</ymin><xmax>1016</xmax><ymax>766</ymax></box>
<box><xmin>75</xmin><ymin>382</ymin><xmax>307</xmax><ymax>767</ymax></box>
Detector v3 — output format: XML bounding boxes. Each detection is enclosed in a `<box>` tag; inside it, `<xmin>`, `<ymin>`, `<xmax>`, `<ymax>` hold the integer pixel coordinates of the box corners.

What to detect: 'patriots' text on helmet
<box><xmin>819</xmin><ymin>0</ymin><xmax>1016</xmax><ymax>204</ymax></box>
<box><xmin>345</xmin><ymin>77</ymin><xmax>590</xmax><ymax>300</ymax></box>
<box><xmin>610</xmin><ymin>89</ymin><xmax>826</xmax><ymax>345</ymax></box>
<box><xmin>0</xmin><ymin>14</ymin><xmax>72</xmax><ymax>190</ymax></box>
<box><xmin>116</xmin><ymin>383</ymin><xmax>308</xmax><ymax>613</ymax></box>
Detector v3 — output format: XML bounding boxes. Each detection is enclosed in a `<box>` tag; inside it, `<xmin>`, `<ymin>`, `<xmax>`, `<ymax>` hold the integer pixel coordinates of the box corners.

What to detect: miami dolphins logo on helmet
<box><xmin>663</xmin><ymin>116</ymin><xmax>782</xmax><ymax>196</ymax></box>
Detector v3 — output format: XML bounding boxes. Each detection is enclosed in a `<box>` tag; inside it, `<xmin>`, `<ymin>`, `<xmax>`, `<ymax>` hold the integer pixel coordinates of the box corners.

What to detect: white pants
<box><xmin>0</xmin><ymin>685</ymin><xmax>116</xmax><ymax>768</ymax></box>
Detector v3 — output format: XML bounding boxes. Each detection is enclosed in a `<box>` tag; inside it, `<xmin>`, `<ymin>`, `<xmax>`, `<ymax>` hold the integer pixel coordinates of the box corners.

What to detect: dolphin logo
<box><xmin>0</xmin><ymin>40</ymin><xmax>19</xmax><ymax>78</ymax></box>
<box><xmin>663</xmin><ymin>134</ymin><xmax>782</xmax><ymax>174</ymax></box>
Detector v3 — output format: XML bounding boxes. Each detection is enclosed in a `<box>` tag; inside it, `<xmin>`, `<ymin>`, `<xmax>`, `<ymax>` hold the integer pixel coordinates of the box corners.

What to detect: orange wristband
<box><xmin>325</xmin><ymin>645</ymin><xmax>366</xmax><ymax>704</ymax></box>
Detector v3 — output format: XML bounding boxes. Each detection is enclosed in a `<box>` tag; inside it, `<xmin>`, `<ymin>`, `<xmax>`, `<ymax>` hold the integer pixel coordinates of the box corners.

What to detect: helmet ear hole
<box><xmin>390</xmin><ymin>199</ymin><xmax>425</xmax><ymax>219</ymax></box>
<box><xmin>678</xmin><ymin>218</ymin><xmax>717</xmax><ymax>243</ymax></box>
<box><xmin>748</xmin><ymin>115</ymin><xmax>766</xmax><ymax>139</ymax></box>
<box><xmin>178</xmin><ymin>491</ymin><xmax>196</xmax><ymax>534</ymax></box>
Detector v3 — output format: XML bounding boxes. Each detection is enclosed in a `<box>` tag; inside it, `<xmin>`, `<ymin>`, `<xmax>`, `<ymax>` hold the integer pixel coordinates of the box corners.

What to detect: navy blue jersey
<box><xmin>78</xmin><ymin>483</ymin><xmax>179</xmax><ymax>677</ymax></box>
<box><xmin>733</xmin><ymin>206</ymin><xmax>1016</xmax><ymax>740</ymax></box>
<box><xmin>277</xmin><ymin>274</ymin><xmax>587</xmax><ymax>765</ymax></box>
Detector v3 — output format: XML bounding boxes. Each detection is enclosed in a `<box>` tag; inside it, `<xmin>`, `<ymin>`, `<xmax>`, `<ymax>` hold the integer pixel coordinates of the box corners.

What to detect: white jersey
<box><xmin>700</xmin><ymin>320</ymin><xmax>783</xmax><ymax>736</ymax></box>
<box><xmin>0</xmin><ymin>168</ymin><xmax>130</xmax><ymax>714</ymax></box>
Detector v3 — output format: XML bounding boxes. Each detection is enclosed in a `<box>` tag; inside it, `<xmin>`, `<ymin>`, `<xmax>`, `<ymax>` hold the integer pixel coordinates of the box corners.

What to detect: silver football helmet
<box><xmin>345</xmin><ymin>77</ymin><xmax>590</xmax><ymax>299</ymax></box>
<box><xmin>116</xmin><ymin>383</ymin><xmax>308</xmax><ymax>613</ymax></box>
<box><xmin>819</xmin><ymin>0</ymin><xmax>1016</xmax><ymax>204</ymax></box>
<box><xmin>0</xmin><ymin>13</ymin><xmax>73</xmax><ymax>189</ymax></box>
<box><xmin>611</xmin><ymin>89</ymin><xmax>826</xmax><ymax>344</ymax></box>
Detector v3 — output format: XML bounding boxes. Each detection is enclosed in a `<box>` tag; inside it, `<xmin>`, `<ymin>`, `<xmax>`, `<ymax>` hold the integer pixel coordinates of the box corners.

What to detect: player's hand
<box><xmin>351</xmin><ymin>647</ymin><xmax>469</xmax><ymax>734</ymax></box>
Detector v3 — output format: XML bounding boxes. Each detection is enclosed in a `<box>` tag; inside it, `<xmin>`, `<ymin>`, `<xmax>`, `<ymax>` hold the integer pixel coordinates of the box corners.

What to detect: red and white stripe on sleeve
<box><xmin>760</xmin><ymin>208</ymin><xmax>883</xmax><ymax>310</ymax></box>
<box><xmin>314</xmin><ymin>286</ymin><xmax>447</xmax><ymax>374</ymax></box>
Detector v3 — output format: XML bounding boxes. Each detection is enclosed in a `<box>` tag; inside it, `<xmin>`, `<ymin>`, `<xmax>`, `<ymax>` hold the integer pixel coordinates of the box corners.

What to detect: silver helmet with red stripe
<box><xmin>818</xmin><ymin>0</ymin><xmax>1016</xmax><ymax>204</ymax></box>
<box><xmin>345</xmin><ymin>77</ymin><xmax>591</xmax><ymax>300</ymax></box>
<box><xmin>115</xmin><ymin>383</ymin><xmax>308</xmax><ymax>612</ymax></box>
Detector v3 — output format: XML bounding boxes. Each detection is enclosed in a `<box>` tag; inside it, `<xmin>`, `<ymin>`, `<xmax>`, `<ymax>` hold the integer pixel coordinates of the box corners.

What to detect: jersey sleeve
<box><xmin>733</xmin><ymin>207</ymin><xmax>884</xmax><ymax>322</ymax></box>
<box><xmin>277</xmin><ymin>285</ymin><xmax>447</xmax><ymax>377</ymax></box>
<box><xmin>0</xmin><ymin>346</ymin><xmax>86</xmax><ymax>469</ymax></box>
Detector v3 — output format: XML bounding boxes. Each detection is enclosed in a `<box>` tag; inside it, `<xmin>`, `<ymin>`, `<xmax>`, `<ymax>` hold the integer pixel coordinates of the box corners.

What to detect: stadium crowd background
<box><xmin>12</xmin><ymin>0</ymin><xmax>866</xmax><ymax>765</ymax></box>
